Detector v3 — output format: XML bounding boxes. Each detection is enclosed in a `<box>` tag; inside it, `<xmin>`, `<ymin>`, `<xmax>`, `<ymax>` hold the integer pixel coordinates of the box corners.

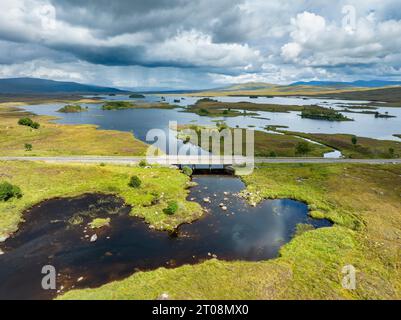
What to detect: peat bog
<box><xmin>0</xmin><ymin>175</ymin><xmax>331</xmax><ymax>300</ymax></box>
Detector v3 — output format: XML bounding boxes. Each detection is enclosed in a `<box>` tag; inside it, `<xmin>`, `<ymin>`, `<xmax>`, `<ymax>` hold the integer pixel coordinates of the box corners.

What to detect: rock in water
<box><xmin>90</xmin><ymin>234</ymin><xmax>98</xmax><ymax>242</ymax></box>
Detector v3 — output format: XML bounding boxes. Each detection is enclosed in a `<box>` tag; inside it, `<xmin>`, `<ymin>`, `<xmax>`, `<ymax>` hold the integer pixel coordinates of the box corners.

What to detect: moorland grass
<box><xmin>178</xmin><ymin>125</ymin><xmax>333</xmax><ymax>157</ymax></box>
<box><xmin>0</xmin><ymin>161</ymin><xmax>202</xmax><ymax>239</ymax></box>
<box><xmin>0</xmin><ymin>104</ymin><xmax>148</xmax><ymax>156</ymax></box>
<box><xmin>281</xmin><ymin>132</ymin><xmax>401</xmax><ymax>159</ymax></box>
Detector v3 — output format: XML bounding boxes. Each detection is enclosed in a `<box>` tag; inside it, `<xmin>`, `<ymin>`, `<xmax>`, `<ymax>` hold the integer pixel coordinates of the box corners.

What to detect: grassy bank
<box><xmin>0</xmin><ymin>161</ymin><xmax>202</xmax><ymax>239</ymax></box>
<box><xmin>0</xmin><ymin>95</ymin><xmax>101</xmax><ymax>105</ymax></box>
<box><xmin>178</xmin><ymin>124</ymin><xmax>333</xmax><ymax>157</ymax></box>
<box><xmin>281</xmin><ymin>131</ymin><xmax>401</xmax><ymax>159</ymax></box>
<box><xmin>0</xmin><ymin>104</ymin><xmax>148</xmax><ymax>156</ymax></box>
<box><xmin>60</xmin><ymin>163</ymin><xmax>401</xmax><ymax>300</ymax></box>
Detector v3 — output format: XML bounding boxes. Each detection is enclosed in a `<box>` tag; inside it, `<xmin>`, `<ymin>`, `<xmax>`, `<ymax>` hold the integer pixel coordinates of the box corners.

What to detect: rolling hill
<box><xmin>190</xmin><ymin>80</ymin><xmax>401</xmax><ymax>99</ymax></box>
<box><xmin>0</xmin><ymin>78</ymin><xmax>128</xmax><ymax>94</ymax></box>
<box><xmin>291</xmin><ymin>80</ymin><xmax>401</xmax><ymax>88</ymax></box>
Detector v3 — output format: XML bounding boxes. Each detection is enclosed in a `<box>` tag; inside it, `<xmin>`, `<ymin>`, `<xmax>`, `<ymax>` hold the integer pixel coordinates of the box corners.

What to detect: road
<box><xmin>1</xmin><ymin>156</ymin><xmax>401</xmax><ymax>165</ymax></box>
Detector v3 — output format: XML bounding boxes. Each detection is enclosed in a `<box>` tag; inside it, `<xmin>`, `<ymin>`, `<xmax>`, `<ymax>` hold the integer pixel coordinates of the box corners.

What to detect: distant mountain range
<box><xmin>216</xmin><ymin>82</ymin><xmax>278</xmax><ymax>92</ymax></box>
<box><xmin>0</xmin><ymin>78</ymin><xmax>128</xmax><ymax>94</ymax></box>
<box><xmin>290</xmin><ymin>80</ymin><xmax>401</xmax><ymax>88</ymax></box>
<box><xmin>1</xmin><ymin>77</ymin><xmax>401</xmax><ymax>96</ymax></box>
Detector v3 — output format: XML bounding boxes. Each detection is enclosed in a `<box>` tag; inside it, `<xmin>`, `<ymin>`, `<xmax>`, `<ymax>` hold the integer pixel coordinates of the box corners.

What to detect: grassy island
<box><xmin>301</xmin><ymin>106</ymin><xmax>353</xmax><ymax>121</ymax></box>
<box><xmin>101</xmin><ymin>101</ymin><xmax>176</xmax><ymax>110</ymax></box>
<box><xmin>57</xmin><ymin>105</ymin><xmax>87</xmax><ymax>113</ymax></box>
<box><xmin>184</xmin><ymin>99</ymin><xmax>305</xmax><ymax>117</ymax></box>
<box><xmin>102</xmin><ymin>101</ymin><xmax>134</xmax><ymax>110</ymax></box>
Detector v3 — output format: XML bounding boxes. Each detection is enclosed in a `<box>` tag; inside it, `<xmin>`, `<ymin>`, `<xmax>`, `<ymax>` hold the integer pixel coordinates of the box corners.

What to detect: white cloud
<box><xmin>290</xmin><ymin>11</ymin><xmax>326</xmax><ymax>44</ymax></box>
<box><xmin>150</xmin><ymin>30</ymin><xmax>263</xmax><ymax>70</ymax></box>
<box><xmin>281</xmin><ymin>42</ymin><xmax>302</xmax><ymax>61</ymax></box>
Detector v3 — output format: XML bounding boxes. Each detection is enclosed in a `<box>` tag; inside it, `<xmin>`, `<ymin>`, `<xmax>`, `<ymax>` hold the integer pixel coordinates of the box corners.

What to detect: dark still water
<box><xmin>0</xmin><ymin>175</ymin><xmax>330</xmax><ymax>300</ymax></box>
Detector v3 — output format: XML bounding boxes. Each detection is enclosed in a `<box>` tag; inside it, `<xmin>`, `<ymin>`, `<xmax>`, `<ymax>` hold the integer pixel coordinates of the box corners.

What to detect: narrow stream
<box><xmin>0</xmin><ymin>175</ymin><xmax>331</xmax><ymax>300</ymax></box>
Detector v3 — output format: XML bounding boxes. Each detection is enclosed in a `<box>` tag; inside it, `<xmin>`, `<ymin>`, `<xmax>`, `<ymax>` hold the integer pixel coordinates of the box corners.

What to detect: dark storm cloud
<box><xmin>50</xmin><ymin>0</ymin><xmax>245</xmax><ymax>39</ymax></box>
<box><xmin>41</xmin><ymin>0</ymin><xmax>257</xmax><ymax>69</ymax></box>
<box><xmin>0</xmin><ymin>40</ymin><xmax>72</xmax><ymax>65</ymax></box>
<box><xmin>53</xmin><ymin>43</ymin><xmax>209</xmax><ymax>68</ymax></box>
<box><xmin>52</xmin><ymin>43</ymin><xmax>147</xmax><ymax>67</ymax></box>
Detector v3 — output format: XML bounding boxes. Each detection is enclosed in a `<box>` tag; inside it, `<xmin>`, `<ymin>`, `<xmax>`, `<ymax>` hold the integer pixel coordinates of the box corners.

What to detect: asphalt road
<box><xmin>1</xmin><ymin>156</ymin><xmax>401</xmax><ymax>165</ymax></box>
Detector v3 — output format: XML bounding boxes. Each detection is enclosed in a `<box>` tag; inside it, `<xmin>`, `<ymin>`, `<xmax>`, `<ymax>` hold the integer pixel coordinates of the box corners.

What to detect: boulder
<box><xmin>158</xmin><ymin>293</ymin><xmax>169</xmax><ymax>300</ymax></box>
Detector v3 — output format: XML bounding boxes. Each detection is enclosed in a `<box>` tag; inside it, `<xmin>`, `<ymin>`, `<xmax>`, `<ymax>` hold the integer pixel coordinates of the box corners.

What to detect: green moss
<box><xmin>68</xmin><ymin>214</ymin><xmax>84</xmax><ymax>226</ymax></box>
<box><xmin>295</xmin><ymin>223</ymin><xmax>315</xmax><ymax>237</ymax></box>
<box><xmin>182</xmin><ymin>166</ymin><xmax>193</xmax><ymax>176</ymax></box>
<box><xmin>309</xmin><ymin>210</ymin><xmax>326</xmax><ymax>220</ymax></box>
<box><xmin>89</xmin><ymin>218</ymin><xmax>111</xmax><ymax>229</ymax></box>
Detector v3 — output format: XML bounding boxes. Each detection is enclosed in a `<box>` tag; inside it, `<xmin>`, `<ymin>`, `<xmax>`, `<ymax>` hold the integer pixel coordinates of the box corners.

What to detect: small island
<box><xmin>101</xmin><ymin>101</ymin><xmax>134</xmax><ymax>110</ymax></box>
<box><xmin>57</xmin><ymin>105</ymin><xmax>87</xmax><ymax>113</ymax></box>
<box><xmin>129</xmin><ymin>94</ymin><xmax>145</xmax><ymax>99</ymax></box>
<box><xmin>301</xmin><ymin>106</ymin><xmax>353</xmax><ymax>121</ymax></box>
<box><xmin>374</xmin><ymin>112</ymin><xmax>396</xmax><ymax>119</ymax></box>
<box><xmin>342</xmin><ymin>108</ymin><xmax>396</xmax><ymax>118</ymax></box>
<box><xmin>101</xmin><ymin>101</ymin><xmax>176</xmax><ymax>110</ymax></box>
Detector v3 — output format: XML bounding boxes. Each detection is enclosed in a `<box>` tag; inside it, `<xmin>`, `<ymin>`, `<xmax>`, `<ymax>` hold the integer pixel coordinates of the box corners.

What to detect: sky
<box><xmin>0</xmin><ymin>0</ymin><xmax>401</xmax><ymax>89</ymax></box>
